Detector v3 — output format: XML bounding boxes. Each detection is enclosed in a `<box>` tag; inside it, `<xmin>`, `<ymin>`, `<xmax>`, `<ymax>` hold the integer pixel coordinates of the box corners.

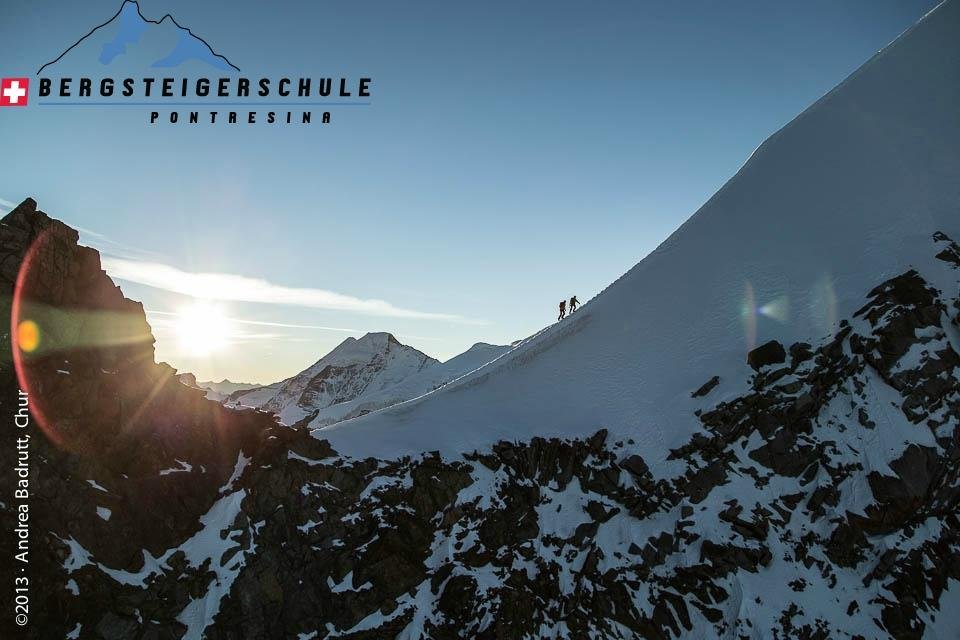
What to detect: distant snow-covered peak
<box><xmin>227</xmin><ymin>332</ymin><xmax>439</xmax><ymax>425</ymax></box>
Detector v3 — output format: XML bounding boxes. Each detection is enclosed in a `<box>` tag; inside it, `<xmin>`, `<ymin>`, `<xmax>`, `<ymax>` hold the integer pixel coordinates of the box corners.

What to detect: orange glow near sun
<box><xmin>17</xmin><ymin>319</ymin><xmax>40</xmax><ymax>353</ymax></box>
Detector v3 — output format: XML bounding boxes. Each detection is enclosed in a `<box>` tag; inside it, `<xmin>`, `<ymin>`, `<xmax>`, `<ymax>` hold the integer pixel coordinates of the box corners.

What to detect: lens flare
<box><xmin>758</xmin><ymin>296</ymin><xmax>790</xmax><ymax>323</ymax></box>
<box><xmin>17</xmin><ymin>319</ymin><xmax>40</xmax><ymax>352</ymax></box>
<box><xmin>11</xmin><ymin>226</ymin><xmax>155</xmax><ymax>452</ymax></box>
<box><xmin>810</xmin><ymin>274</ymin><xmax>838</xmax><ymax>337</ymax></box>
<box><xmin>741</xmin><ymin>282</ymin><xmax>757</xmax><ymax>351</ymax></box>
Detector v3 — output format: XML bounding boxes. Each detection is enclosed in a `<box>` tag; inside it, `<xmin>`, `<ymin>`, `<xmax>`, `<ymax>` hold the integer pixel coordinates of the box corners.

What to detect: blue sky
<box><xmin>0</xmin><ymin>0</ymin><xmax>937</xmax><ymax>382</ymax></box>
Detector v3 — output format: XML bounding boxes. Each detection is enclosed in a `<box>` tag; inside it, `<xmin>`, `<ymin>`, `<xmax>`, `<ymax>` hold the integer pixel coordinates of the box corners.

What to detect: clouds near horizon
<box><xmin>102</xmin><ymin>256</ymin><xmax>475</xmax><ymax>322</ymax></box>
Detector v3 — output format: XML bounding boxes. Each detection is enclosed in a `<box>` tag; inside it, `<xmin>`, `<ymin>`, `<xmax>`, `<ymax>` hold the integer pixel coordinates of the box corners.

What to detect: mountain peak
<box><xmin>323</xmin><ymin>331</ymin><xmax>426</xmax><ymax>366</ymax></box>
<box><xmin>9</xmin><ymin>196</ymin><xmax>37</xmax><ymax>213</ymax></box>
<box><xmin>227</xmin><ymin>331</ymin><xmax>440</xmax><ymax>425</ymax></box>
<box><xmin>358</xmin><ymin>331</ymin><xmax>399</xmax><ymax>344</ymax></box>
<box><xmin>2</xmin><ymin>198</ymin><xmax>77</xmax><ymax>248</ymax></box>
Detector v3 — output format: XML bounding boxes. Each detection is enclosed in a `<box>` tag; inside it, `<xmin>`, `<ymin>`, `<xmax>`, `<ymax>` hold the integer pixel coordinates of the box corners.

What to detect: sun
<box><xmin>175</xmin><ymin>301</ymin><xmax>231</xmax><ymax>355</ymax></box>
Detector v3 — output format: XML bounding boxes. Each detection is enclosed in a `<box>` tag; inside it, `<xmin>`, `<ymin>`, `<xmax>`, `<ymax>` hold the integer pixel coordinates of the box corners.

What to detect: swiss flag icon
<box><xmin>0</xmin><ymin>78</ymin><xmax>29</xmax><ymax>107</ymax></box>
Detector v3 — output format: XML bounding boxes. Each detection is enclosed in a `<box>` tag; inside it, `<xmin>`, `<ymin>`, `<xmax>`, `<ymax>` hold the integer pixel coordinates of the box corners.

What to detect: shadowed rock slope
<box><xmin>0</xmin><ymin>200</ymin><xmax>277</xmax><ymax>639</ymax></box>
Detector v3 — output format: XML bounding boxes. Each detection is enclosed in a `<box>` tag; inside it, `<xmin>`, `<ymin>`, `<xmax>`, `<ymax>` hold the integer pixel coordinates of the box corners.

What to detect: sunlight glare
<box><xmin>175</xmin><ymin>301</ymin><xmax>231</xmax><ymax>355</ymax></box>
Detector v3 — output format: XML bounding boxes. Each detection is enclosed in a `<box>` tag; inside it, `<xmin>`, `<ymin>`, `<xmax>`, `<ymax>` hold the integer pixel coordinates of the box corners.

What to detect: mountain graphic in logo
<box><xmin>38</xmin><ymin>0</ymin><xmax>239</xmax><ymax>75</ymax></box>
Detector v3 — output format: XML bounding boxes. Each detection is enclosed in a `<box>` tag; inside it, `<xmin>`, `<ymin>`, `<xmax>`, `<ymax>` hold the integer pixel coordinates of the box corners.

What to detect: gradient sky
<box><xmin>0</xmin><ymin>0</ymin><xmax>938</xmax><ymax>383</ymax></box>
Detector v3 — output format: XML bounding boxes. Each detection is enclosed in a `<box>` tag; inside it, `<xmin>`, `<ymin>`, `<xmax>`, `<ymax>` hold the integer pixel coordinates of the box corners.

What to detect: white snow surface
<box><xmin>158</xmin><ymin>459</ymin><xmax>193</xmax><ymax>476</ymax></box>
<box><xmin>320</xmin><ymin>0</ymin><xmax>960</xmax><ymax>465</ymax></box>
<box><xmin>225</xmin><ymin>383</ymin><xmax>280</xmax><ymax>408</ymax></box>
<box><xmin>87</xmin><ymin>479</ymin><xmax>108</xmax><ymax>492</ymax></box>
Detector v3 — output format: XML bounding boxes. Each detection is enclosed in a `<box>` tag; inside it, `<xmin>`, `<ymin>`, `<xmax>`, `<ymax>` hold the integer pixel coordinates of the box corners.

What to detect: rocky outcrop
<box><xmin>691</xmin><ymin>375</ymin><xmax>720</xmax><ymax>398</ymax></box>
<box><xmin>747</xmin><ymin>340</ymin><xmax>787</xmax><ymax>371</ymax></box>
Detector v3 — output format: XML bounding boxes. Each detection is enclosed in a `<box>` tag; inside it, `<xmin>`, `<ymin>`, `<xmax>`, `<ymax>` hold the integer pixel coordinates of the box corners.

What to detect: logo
<box><xmin>37</xmin><ymin>0</ymin><xmax>239</xmax><ymax>74</ymax></box>
<box><xmin>5</xmin><ymin>1</ymin><xmax>373</xmax><ymax>126</ymax></box>
<box><xmin>1</xmin><ymin>78</ymin><xmax>29</xmax><ymax>107</ymax></box>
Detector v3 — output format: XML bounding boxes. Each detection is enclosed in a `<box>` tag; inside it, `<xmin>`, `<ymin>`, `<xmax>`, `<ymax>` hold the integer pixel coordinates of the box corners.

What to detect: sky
<box><xmin>0</xmin><ymin>0</ymin><xmax>939</xmax><ymax>383</ymax></box>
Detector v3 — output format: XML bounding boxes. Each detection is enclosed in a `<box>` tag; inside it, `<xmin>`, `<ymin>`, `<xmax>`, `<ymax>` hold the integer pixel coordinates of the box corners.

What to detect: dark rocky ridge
<box><xmin>0</xmin><ymin>200</ymin><xmax>958</xmax><ymax>639</ymax></box>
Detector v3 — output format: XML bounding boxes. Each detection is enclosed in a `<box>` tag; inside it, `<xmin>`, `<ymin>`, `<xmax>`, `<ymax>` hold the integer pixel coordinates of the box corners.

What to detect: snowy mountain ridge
<box><xmin>228</xmin><ymin>332</ymin><xmax>512</xmax><ymax>429</ymax></box>
<box><xmin>176</xmin><ymin>374</ymin><xmax>261</xmax><ymax>401</ymax></box>
<box><xmin>320</xmin><ymin>0</ymin><xmax>960</xmax><ymax>464</ymax></box>
<box><xmin>307</xmin><ymin>340</ymin><xmax>513</xmax><ymax>428</ymax></box>
<box><xmin>199</xmin><ymin>232</ymin><xmax>960</xmax><ymax>640</ymax></box>
<box><xmin>231</xmin><ymin>332</ymin><xmax>438</xmax><ymax>425</ymax></box>
<box><xmin>197</xmin><ymin>379</ymin><xmax>260</xmax><ymax>398</ymax></box>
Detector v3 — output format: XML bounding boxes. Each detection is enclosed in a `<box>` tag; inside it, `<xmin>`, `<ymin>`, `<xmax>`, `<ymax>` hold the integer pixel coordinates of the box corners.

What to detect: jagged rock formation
<box><xmin>1</xmin><ymin>200</ymin><xmax>958</xmax><ymax>639</ymax></box>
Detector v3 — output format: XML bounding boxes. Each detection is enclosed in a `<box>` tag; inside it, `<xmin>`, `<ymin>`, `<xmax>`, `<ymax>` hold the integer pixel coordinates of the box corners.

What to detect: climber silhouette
<box><xmin>558</xmin><ymin>299</ymin><xmax>566</xmax><ymax>321</ymax></box>
<box><xmin>569</xmin><ymin>295</ymin><xmax>579</xmax><ymax>313</ymax></box>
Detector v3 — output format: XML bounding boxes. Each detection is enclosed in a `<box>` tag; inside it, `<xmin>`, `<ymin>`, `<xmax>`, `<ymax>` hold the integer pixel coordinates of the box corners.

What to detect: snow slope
<box><xmin>321</xmin><ymin>0</ymin><xmax>960</xmax><ymax>464</ymax></box>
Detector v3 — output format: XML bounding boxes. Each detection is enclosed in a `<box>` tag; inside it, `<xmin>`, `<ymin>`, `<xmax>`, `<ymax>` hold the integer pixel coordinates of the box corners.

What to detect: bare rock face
<box><xmin>2</xmin><ymin>202</ymin><xmax>959</xmax><ymax>640</ymax></box>
<box><xmin>747</xmin><ymin>340</ymin><xmax>787</xmax><ymax>371</ymax></box>
<box><xmin>691</xmin><ymin>375</ymin><xmax>720</xmax><ymax>398</ymax></box>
